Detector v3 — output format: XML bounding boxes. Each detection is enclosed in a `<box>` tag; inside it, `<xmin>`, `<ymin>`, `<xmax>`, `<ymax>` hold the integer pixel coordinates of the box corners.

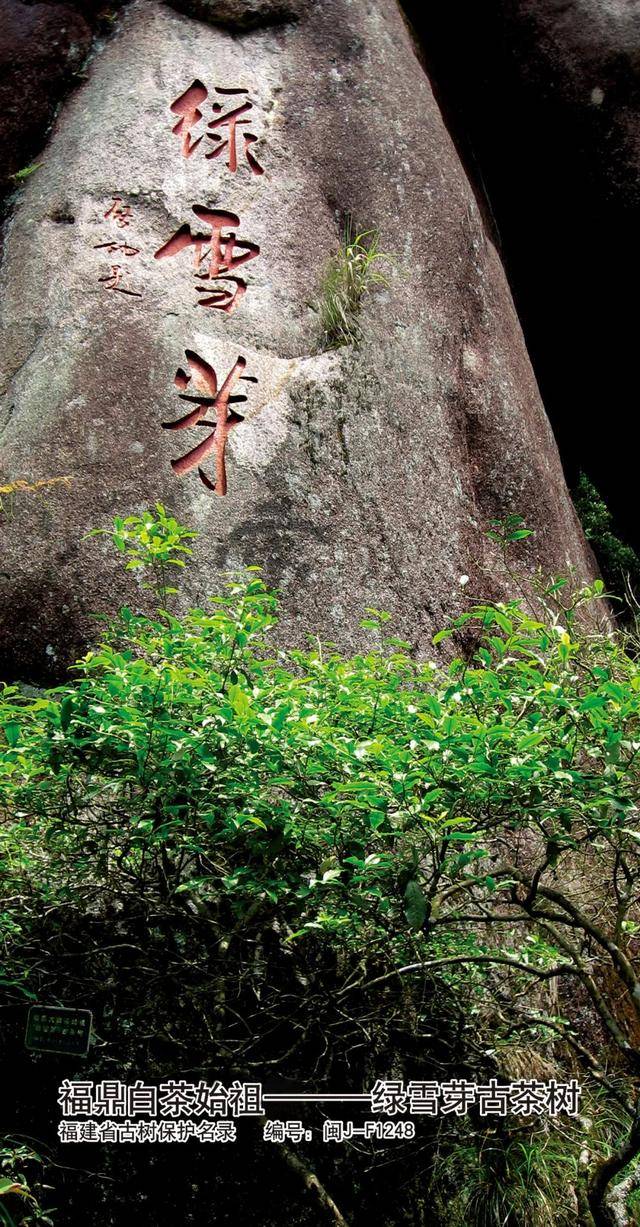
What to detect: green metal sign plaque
<box><xmin>25</xmin><ymin>1006</ymin><xmax>93</xmax><ymax>1056</ymax></box>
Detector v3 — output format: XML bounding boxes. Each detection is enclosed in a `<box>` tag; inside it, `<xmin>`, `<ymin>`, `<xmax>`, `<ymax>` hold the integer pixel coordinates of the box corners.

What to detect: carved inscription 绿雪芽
<box><xmin>80</xmin><ymin>76</ymin><xmax>269</xmax><ymax>494</ymax></box>
<box><xmin>155</xmin><ymin>78</ymin><xmax>268</xmax><ymax>495</ymax></box>
<box><xmin>83</xmin><ymin>82</ymin><xmax>268</xmax><ymax>494</ymax></box>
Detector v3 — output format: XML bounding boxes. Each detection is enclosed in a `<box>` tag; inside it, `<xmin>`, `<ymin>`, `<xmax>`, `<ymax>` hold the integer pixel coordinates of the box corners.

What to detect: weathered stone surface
<box><xmin>0</xmin><ymin>0</ymin><xmax>596</xmax><ymax>682</ymax></box>
<box><xmin>0</xmin><ymin>0</ymin><xmax>93</xmax><ymax>191</ymax></box>
<box><xmin>166</xmin><ymin>0</ymin><xmax>307</xmax><ymax>30</ymax></box>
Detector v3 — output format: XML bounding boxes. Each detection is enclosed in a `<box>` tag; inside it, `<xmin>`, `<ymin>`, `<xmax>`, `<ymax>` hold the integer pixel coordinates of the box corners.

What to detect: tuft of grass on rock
<box><xmin>10</xmin><ymin>162</ymin><xmax>43</xmax><ymax>183</ymax></box>
<box><xmin>317</xmin><ymin>222</ymin><xmax>391</xmax><ymax>348</ymax></box>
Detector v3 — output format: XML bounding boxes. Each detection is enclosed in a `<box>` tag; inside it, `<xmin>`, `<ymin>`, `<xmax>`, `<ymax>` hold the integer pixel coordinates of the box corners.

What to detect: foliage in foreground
<box><xmin>574</xmin><ymin>472</ymin><xmax>640</xmax><ymax>612</ymax></box>
<box><xmin>0</xmin><ymin>1143</ymin><xmax>53</xmax><ymax>1227</ymax></box>
<box><xmin>3</xmin><ymin>509</ymin><xmax>640</xmax><ymax>1224</ymax></box>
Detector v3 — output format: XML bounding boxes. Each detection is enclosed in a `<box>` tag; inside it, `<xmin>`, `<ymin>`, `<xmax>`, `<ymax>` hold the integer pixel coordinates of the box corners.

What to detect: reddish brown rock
<box><xmin>0</xmin><ymin>0</ymin><xmax>93</xmax><ymax>191</ymax></box>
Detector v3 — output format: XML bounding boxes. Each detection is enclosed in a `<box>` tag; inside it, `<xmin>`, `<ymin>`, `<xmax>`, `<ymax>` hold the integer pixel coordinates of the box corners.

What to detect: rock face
<box><xmin>0</xmin><ymin>0</ymin><xmax>93</xmax><ymax>192</ymax></box>
<box><xmin>167</xmin><ymin>0</ymin><xmax>307</xmax><ymax>30</ymax></box>
<box><xmin>401</xmin><ymin>0</ymin><xmax>640</xmax><ymax>551</ymax></box>
<box><xmin>0</xmin><ymin>0</ymin><xmax>595</xmax><ymax>682</ymax></box>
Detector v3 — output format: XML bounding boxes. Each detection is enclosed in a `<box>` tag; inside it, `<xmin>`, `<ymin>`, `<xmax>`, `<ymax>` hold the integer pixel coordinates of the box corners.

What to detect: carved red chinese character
<box><xmin>206</xmin><ymin>88</ymin><xmax>264</xmax><ymax>175</ymax></box>
<box><xmin>104</xmin><ymin>196</ymin><xmax>134</xmax><ymax>228</ymax></box>
<box><xmin>164</xmin><ymin>350</ymin><xmax>257</xmax><ymax>494</ymax></box>
<box><xmin>154</xmin><ymin>206</ymin><xmax>259</xmax><ymax>313</ymax></box>
<box><xmin>95</xmin><ymin>196</ymin><xmax>143</xmax><ymax>295</ymax></box>
<box><xmin>193</xmin><ymin>275</ymin><xmax>247</xmax><ymax>313</ymax></box>
<box><xmin>98</xmin><ymin>264</ymin><xmax>143</xmax><ymax>297</ymax></box>
<box><xmin>94</xmin><ymin>240</ymin><xmax>140</xmax><ymax>257</ymax></box>
<box><xmin>168</xmin><ymin>82</ymin><xmax>264</xmax><ymax>174</ymax></box>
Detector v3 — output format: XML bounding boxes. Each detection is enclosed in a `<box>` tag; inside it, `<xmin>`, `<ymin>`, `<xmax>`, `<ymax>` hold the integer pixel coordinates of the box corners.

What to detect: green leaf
<box><xmin>227</xmin><ymin>683</ymin><xmax>252</xmax><ymax>718</ymax></box>
<box><xmin>0</xmin><ymin>1179</ymin><xmax>27</xmax><ymax>1196</ymax></box>
<box><xmin>2</xmin><ymin>722</ymin><xmax>20</xmax><ymax>748</ymax></box>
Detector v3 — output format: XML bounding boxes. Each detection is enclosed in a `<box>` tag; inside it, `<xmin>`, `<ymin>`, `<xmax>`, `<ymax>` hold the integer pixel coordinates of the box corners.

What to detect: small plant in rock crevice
<box><xmin>9</xmin><ymin>164</ymin><xmax>42</xmax><ymax>184</ymax></box>
<box><xmin>317</xmin><ymin>221</ymin><xmax>391</xmax><ymax>348</ymax></box>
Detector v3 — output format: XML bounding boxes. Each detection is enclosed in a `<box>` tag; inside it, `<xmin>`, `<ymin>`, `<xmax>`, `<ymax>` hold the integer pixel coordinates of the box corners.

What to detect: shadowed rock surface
<box><xmin>402</xmin><ymin>0</ymin><xmax>640</xmax><ymax>551</ymax></box>
<box><xmin>0</xmin><ymin>0</ymin><xmax>119</xmax><ymax>195</ymax></box>
<box><xmin>166</xmin><ymin>0</ymin><xmax>308</xmax><ymax>29</ymax></box>
<box><xmin>0</xmin><ymin>0</ymin><xmax>595</xmax><ymax>682</ymax></box>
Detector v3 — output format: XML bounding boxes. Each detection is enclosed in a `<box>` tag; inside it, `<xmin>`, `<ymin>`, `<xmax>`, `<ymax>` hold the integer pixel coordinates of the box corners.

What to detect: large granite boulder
<box><xmin>0</xmin><ymin>0</ymin><xmax>595</xmax><ymax>681</ymax></box>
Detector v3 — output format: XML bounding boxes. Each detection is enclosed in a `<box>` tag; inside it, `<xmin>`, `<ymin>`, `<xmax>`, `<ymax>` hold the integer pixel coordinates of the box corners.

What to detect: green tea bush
<box><xmin>3</xmin><ymin>508</ymin><xmax>640</xmax><ymax>1225</ymax></box>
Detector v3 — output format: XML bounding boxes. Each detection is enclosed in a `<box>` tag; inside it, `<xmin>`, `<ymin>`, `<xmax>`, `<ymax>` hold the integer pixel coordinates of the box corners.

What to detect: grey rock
<box><xmin>0</xmin><ymin>0</ymin><xmax>596</xmax><ymax>681</ymax></box>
